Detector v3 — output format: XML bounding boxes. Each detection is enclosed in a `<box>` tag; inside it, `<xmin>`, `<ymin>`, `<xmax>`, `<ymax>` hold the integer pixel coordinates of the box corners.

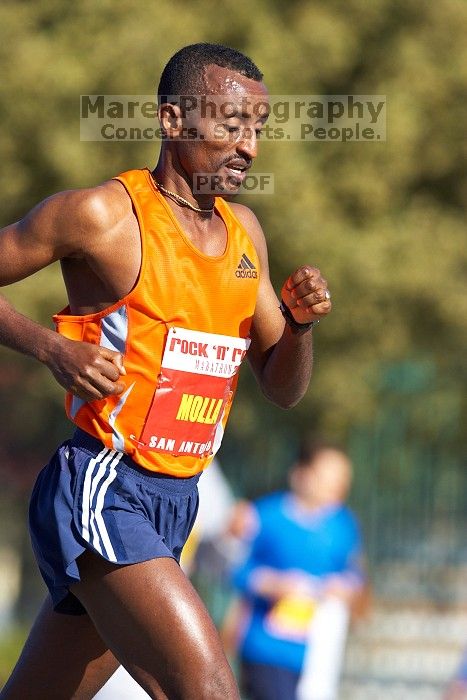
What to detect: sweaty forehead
<box><xmin>202</xmin><ymin>64</ymin><xmax>268</xmax><ymax>99</ymax></box>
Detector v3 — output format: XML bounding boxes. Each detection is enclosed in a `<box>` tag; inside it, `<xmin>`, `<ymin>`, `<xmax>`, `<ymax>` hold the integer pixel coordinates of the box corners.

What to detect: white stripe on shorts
<box><xmin>81</xmin><ymin>447</ymin><xmax>123</xmax><ymax>561</ymax></box>
<box><xmin>93</xmin><ymin>451</ymin><xmax>123</xmax><ymax>562</ymax></box>
<box><xmin>81</xmin><ymin>447</ymin><xmax>110</xmax><ymax>542</ymax></box>
<box><xmin>87</xmin><ymin>450</ymin><xmax>118</xmax><ymax>553</ymax></box>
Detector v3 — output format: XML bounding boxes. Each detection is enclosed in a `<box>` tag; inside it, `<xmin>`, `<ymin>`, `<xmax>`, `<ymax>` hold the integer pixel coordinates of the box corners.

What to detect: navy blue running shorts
<box><xmin>29</xmin><ymin>428</ymin><xmax>200</xmax><ymax>615</ymax></box>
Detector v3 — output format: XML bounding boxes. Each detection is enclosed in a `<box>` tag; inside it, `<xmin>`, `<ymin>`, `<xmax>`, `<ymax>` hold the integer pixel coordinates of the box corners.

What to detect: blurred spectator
<box><xmin>445</xmin><ymin>646</ymin><xmax>467</xmax><ymax>700</ymax></box>
<box><xmin>231</xmin><ymin>440</ymin><xmax>368</xmax><ymax>700</ymax></box>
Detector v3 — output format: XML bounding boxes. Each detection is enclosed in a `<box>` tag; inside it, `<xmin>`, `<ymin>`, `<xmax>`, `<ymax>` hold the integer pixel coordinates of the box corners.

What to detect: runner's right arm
<box><xmin>0</xmin><ymin>190</ymin><xmax>126</xmax><ymax>400</ymax></box>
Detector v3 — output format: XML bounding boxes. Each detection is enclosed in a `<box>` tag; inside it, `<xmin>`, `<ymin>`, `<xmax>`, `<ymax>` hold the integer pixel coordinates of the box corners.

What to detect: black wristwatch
<box><xmin>279</xmin><ymin>299</ymin><xmax>320</xmax><ymax>332</ymax></box>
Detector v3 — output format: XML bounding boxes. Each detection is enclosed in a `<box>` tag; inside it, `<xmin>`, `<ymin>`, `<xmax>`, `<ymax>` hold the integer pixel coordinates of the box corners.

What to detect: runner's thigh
<box><xmin>0</xmin><ymin>596</ymin><xmax>118</xmax><ymax>700</ymax></box>
<box><xmin>72</xmin><ymin>552</ymin><xmax>240</xmax><ymax>700</ymax></box>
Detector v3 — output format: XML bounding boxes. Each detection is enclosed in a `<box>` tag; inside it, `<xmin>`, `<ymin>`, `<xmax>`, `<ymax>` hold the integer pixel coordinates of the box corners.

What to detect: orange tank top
<box><xmin>53</xmin><ymin>168</ymin><xmax>260</xmax><ymax>476</ymax></box>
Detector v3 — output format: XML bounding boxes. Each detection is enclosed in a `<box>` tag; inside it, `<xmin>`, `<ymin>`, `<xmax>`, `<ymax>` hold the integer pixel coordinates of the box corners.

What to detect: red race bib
<box><xmin>137</xmin><ymin>327</ymin><xmax>249</xmax><ymax>457</ymax></box>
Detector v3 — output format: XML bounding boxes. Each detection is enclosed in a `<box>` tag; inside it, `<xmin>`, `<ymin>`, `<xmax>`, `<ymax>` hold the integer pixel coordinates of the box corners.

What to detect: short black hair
<box><xmin>157</xmin><ymin>43</ymin><xmax>263</xmax><ymax>102</ymax></box>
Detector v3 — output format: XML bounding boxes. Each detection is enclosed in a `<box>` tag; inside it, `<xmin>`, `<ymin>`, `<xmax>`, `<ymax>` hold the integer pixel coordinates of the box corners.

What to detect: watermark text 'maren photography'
<box><xmin>80</xmin><ymin>94</ymin><xmax>386</xmax><ymax>142</ymax></box>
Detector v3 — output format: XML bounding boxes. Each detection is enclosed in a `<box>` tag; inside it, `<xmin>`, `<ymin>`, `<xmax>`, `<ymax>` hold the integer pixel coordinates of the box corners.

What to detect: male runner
<box><xmin>0</xmin><ymin>44</ymin><xmax>331</xmax><ymax>699</ymax></box>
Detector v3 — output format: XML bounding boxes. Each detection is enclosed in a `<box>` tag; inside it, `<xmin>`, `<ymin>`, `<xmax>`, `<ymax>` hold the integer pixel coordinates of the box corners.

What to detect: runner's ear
<box><xmin>158</xmin><ymin>103</ymin><xmax>183</xmax><ymax>138</ymax></box>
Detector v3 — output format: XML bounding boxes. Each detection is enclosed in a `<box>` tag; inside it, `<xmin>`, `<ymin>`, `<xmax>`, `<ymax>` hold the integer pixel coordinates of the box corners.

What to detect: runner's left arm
<box><xmin>233</xmin><ymin>205</ymin><xmax>331</xmax><ymax>409</ymax></box>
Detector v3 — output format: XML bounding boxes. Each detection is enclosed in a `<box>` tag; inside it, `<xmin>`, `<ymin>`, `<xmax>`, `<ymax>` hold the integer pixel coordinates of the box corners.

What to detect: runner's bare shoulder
<box><xmin>44</xmin><ymin>179</ymin><xmax>133</xmax><ymax>260</ymax></box>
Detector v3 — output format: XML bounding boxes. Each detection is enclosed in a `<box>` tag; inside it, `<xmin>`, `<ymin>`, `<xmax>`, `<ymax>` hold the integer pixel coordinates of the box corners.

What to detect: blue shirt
<box><xmin>233</xmin><ymin>492</ymin><xmax>363</xmax><ymax>673</ymax></box>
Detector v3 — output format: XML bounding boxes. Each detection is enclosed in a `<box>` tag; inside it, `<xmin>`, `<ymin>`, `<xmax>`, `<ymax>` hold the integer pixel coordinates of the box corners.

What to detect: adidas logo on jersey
<box><xmin>236</xmin><ymin>253</ymin><xmax>258</xmax><ymax>278</ymax></box>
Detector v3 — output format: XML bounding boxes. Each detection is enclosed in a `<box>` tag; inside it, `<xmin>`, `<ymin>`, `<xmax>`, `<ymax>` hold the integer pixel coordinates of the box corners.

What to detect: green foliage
<box><xmin>0</xmin><ymin>0</ymin><xmax>465</xmax><ymax>488</ymax></box>
<box><xmin>0</xmin><ymin>627</ymin><xmax>27</xmax><ymax>688</ymax></box>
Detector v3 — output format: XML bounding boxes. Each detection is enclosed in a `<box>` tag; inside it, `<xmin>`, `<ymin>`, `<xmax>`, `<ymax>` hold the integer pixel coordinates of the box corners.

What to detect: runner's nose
<box><xmin>237</xmin><ymin>127</ymin><xmax>257</xmax><ymax>161</ymax></box>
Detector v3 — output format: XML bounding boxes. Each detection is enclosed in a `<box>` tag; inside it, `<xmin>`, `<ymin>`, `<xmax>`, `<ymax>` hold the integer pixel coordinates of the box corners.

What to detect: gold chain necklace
<box><xmin>153</xmin><ymin>178</ymin><xmax>214</xmax><ymax>214</ymax></box>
